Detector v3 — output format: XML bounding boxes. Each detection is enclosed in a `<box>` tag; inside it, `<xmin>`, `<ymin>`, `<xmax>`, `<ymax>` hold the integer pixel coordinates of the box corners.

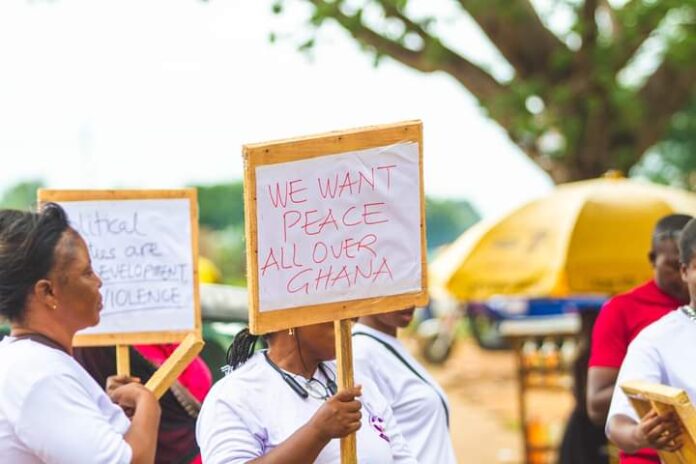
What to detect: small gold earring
<box><xmin>52</xmin><ymin>304</ymin><xmax>57</xmax><ymax>310</ymax></box>
<box><xmin>288</xmin><ymin>328</ymin><xmax>294</xmax><ymax>336</ymax></box>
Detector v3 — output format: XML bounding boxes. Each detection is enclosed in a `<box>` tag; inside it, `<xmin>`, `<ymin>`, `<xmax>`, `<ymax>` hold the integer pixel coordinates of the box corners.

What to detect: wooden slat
<box><xmin>249</xmin><ymin>291</ymin><xmax>427</xmax><ymax>335</ymax></box>
<box><xmin>73</xmin><ymin>330</ymin><xmax>196</xmax><ymax>347</ymax></box>
<box><xmin>242</xmin><ymin>145</ymin><xmax>262</xmax><ymax>334</ymax></box>
<box><xmin>243</xmin><ymin>121</ymin><xmax>421</xmax><ymax>165</ymax></box>
<box><xmin>116</xmin><ymin>344</ymin><xmax>130</xmax><ymax>377</ymax></box>
<box><xmin>38</xmin><ymin>189</ymin><xmax>196</xmax><ymax>202</ymax></box>
<box><xmin>416</xmin><ymin>123</ymin><xmax>429</xmax><ymax>302</ymax></box>
<box><xmin>144</xmin><ymin>333</ymin><xmax>204</xmax><ymax>399</ymax></box>
<box><xmin>188</xmin><ymin>189</ymin><xmax>202</xmax><ymax>338</ymax></box>
<box><xmin>335</xmin><ymin>319</ymin><xmax>357</xmax><ymax>464</ymax></box>
<box><xmin>622</xmin><ymin>381</ymin><xmax>691</xmax><ymax>406</ymax></box>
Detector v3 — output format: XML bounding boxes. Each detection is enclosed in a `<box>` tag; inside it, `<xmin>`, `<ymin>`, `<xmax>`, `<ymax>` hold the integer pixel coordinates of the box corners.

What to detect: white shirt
<box><xmin>196</xmin><ymin>351</ymin><xmax>416</xmax><ymax>464</ymax></box>
<box><xmin>607</xmin><ymin>309</ymin><xmax>696</xmax><ymax>432</ymax></box>
<box><xmin>352</xmin><ymin>323</ymin><xmax>457</xmax><ymax>464</ymax></box>
<box><xmin>0</xmin><ymin>337</ymin><xmax>132</xmax><ymax>464</ymax></box>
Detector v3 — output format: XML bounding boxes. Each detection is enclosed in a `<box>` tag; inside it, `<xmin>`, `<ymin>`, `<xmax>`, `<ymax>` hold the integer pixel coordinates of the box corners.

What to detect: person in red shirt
<box><xmin>586</xmin><ymin>213</ymin><xmax>692</xmax><ymax>464</ymax></box>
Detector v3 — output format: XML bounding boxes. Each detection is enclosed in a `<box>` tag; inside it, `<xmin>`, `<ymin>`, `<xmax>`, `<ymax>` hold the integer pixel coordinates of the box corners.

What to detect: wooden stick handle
<box><xmin>145</xmin><ymin>333</ymin><xmax>204</xmax><ymax>399</ymax></box>
<box><xmin>116</xmin><ymin>345</ymin><xmax>130</xmax><ymax>377</ymax></box>
<box><xmin>334</xmin><ymin>319</ymin><xmax>357</xmax><ymax>464</ymax></box>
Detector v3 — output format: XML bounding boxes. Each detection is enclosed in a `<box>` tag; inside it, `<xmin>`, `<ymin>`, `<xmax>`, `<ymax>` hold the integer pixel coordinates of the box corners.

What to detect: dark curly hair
<box><xmin>0</xmin><ymin>202</ymin><xmax>71</xmax><ymax>322</ymax></box>
<box><xmin>679</xmin><ymin>218</ymin><xmax>696</xmax><ymax>266</ymax></box>
<box><xmin>651</xmin><ymin>214</ymin><xmax>693</xmax><ymax>249</ymax></box>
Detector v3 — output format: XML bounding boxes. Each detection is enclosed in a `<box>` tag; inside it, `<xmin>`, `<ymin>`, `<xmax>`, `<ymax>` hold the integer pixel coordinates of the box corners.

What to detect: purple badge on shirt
<box><xmin>369</xmin><ymin>414</ymin><xmax>390</xmax><ymax>443</ymax></box>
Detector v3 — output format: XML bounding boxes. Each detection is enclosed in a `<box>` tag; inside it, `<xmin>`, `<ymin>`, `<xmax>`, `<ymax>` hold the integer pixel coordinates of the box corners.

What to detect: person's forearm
<box><xmin>587</xmin><ymin>385</ymin><xmax>614</xmax><ymax>425</ymax></box>
<box><xmin>249</xmin><ymin>423</ymin><xmax>331</xmax><ymax>464</ymax></box>
<box><xmin>125</xmin><ymin>396</ymin><xmax>161</xmax><ymax>464</ymax></box>
<box><xmin>608</xmin><ymin>416</ymin><xmax>644</xmax><ymax>454</ymax></box>
<box><xmin>587</xmin><ymin>367</ymin><xmax>619</xmax><ymax>426</ymax></box>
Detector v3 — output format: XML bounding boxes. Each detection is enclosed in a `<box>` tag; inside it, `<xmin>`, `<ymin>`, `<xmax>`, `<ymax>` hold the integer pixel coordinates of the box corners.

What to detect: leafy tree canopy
<box><xmin>193</xmin><ymin>181</ymin><xmax>245</xmax><ymax>230</ymax></box>
<box><xmin>426</xmin><ymin>197</ymin><xmax>479</xmax><ymax>251</ymax></box>
<box><xmin>270</xmin><ymin>0</ymin><xmax>696</xmax><ymax>183</ymax></box>
<box><xmin>0</xmin><ymin>180</ymin><xmax>44</xmax><ymax>210</ymax></box>
<box><xmin>631</xmin><ymin>96</ymin><xmax>696</xmax><ymax>189</ymax></box>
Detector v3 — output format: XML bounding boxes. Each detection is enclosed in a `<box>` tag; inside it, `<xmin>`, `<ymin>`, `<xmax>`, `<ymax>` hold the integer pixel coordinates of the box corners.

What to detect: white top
<box><xmin>607</xmin><ymin>310</ymin><xmax>696</xmax><ymax>431</ymax></box>
<box><xmin>352</xmin><ymin>323</ymin><xmax>457</xmax><ymax>464</ymax></box>
<box><xmin>196</xmin><ymin>351</ymin><xmax>417</xmax><ymax>464</ymax></box>
<box><xmin>0</xmin><ymin>337</ymin><xmax>132</xmax><ymax>464</ymax></box>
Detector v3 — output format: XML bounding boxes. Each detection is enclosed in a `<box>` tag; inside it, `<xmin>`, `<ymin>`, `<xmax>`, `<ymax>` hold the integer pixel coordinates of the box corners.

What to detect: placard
<box><xmin>243</xmin><ymin>121</ymin><xmax>428</xmax><ymax>334</ymax></box>
<box><xmin>622</xmin><ymin>381</ymin><xmax>696</xmax><ymax>463</ymax></box>
<box><xmin>38</xmin><ymin>189</ymin><xmax>201</xmax><ymax>346</ymax></box>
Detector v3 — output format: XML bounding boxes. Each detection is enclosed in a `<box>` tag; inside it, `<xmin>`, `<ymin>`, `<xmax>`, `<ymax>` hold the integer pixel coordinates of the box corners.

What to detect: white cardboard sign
<box><xmin>255</xmin><ymin>142</ymin><xmax>422</xmax><ymax>311</ymax></box>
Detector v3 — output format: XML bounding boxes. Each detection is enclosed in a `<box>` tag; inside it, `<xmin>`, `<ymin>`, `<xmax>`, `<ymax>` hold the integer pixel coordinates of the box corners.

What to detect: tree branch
<box><xmin>455</xmin><ymin>0</ymin><xmax>568</xmax><ymax>81</ymax></box>
<box><xmin>308</xmin><ymin>0</ymin><xmax>508</xmax><ymax>103</ymax></box>
<box><xmin>634</xmin><ymin>59</ymin><xmax>696</xmax><ymax>155</ymax></box>
<box><xmin>580</xmin><ymin>0</ymin><xmax>599</xmax><ymax>53</ymax></box>
<box><xmin>611</xmin><ymin>0</ymin><xmax>677</xmax><ymax>72</ymax></box>
<box><xmin>373</xmin><ymin>0</ymin><xmax>430</xmax><ymax>42</ymax></box>
<box><xmin>570</xmin><ymin>0</ymin><xmax>599</xmax><ymax>88</ymax></box>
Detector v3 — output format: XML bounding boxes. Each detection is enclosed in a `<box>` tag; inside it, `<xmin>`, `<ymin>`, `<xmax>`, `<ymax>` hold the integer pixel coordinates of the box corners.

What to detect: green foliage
<box><xmin>631</xmin><ymin>98</ymin><xmax>696</xmax><ymax>190</ymax></box>
<box><xmin>0</xmin><ymin>180</ymin><xmax>44</xmax><ymax>211</ymax></box>
<box><xmin>425</xmin><ymin>198</ymin><xmax>480</xmax><ymax>251</ymax></box>
<box><xmin>194</xmin><ymin>181</ymin><xmax>245</xmax><ymax>230</ymax></box>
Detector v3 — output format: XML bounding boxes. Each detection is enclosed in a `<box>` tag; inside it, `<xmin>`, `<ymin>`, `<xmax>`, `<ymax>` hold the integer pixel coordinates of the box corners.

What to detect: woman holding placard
<box><xmin>0</xmin><ymin>203</ymin><xmax>161</xmax><ymax>464</ymax></box>
<box><xmin>196</xmin><ymin>322</ymin><xmax>417</xmax><ymax>463</ymax></box>
<box><xmin>352</xmin><ymin>306</ymin><xmax>457</xmax><ymax>463</ymax></box>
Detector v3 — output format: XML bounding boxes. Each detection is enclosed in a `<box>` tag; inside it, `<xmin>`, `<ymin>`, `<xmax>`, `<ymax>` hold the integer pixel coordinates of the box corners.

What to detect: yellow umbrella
<box><xmin>430</xmin><ymin>177</ymin><xmax>696</xmax><ymax>301</ymax></box>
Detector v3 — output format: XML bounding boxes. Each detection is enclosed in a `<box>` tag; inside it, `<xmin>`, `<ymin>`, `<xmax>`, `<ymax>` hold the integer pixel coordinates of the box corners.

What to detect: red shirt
<box><xmin>590</xmin><ymin>279</ymin><xmax>686</xmax><ymax>464</ymax></box>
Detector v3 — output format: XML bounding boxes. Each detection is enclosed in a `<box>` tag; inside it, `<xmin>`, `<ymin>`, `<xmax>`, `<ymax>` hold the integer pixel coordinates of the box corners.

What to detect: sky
<box><xmin>0</xmin><ymin>0</ymin><xmax>554</xmax><ymax>218</ymax></box>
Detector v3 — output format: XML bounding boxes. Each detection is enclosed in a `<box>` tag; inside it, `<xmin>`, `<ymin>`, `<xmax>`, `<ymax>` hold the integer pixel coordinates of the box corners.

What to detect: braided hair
<box><xmin>226</xmin><ymin>328</ymin><xmax>263</xmax><ymax>370</ymax></box>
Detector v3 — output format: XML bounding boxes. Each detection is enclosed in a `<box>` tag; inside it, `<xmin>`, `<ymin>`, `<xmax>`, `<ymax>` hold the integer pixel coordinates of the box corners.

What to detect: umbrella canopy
<box><xmin>430</xmin><ymin>177</ymin><xmax>696</xmax><ymax>301</ymax></box>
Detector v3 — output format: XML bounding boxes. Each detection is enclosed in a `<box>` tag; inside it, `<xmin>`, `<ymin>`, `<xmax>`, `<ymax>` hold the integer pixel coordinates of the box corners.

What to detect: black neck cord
<box><xmin>263</xmin><ymin>351</ymin><xmax>337</xmax><ymax>399</ymax></box>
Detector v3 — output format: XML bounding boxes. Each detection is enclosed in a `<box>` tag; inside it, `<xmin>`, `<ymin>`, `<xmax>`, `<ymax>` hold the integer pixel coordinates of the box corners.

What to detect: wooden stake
<box><xmin>116</xmin><ymin>345</ymin><xmax>130</xmax><ymax>377</ymax></box>
<box><xmin>334</xmin><ymin>319</ymin><xmax>357</xmax><ymax>464</ymax></box>
<box><xmin>145</xmin><ymin>333</ymin><xmax>204</xmax><ymax>399</ymax></box>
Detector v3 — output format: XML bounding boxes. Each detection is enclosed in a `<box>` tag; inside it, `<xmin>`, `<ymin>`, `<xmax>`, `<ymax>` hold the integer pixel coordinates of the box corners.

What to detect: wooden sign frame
<box><xmin>242</xmin><ymin>121</ymin><xmax>429</xmax><ymax>335</ymax></box>
<box><xmin>621</xmin><ymin>381</ymin><xmax>696</xmax><ymax>463</ymax></box>
<box><xmin>37</xmin><ymin>189</ymin><xmax>202</xmax><ymax>347</ymax></box>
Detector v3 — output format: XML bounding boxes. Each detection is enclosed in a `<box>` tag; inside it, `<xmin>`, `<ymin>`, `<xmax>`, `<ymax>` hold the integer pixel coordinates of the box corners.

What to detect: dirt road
<box><xmin>414</xmin><ymin>337</ymin><xmax>574</xmax><ymax>463</ymax></box>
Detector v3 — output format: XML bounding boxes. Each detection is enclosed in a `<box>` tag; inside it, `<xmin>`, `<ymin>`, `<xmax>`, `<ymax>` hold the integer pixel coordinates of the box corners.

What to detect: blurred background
<box><xmin>1</xmin><ymin>0</ymin><xmax>694</xmax><ymax>462</ymax></box>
